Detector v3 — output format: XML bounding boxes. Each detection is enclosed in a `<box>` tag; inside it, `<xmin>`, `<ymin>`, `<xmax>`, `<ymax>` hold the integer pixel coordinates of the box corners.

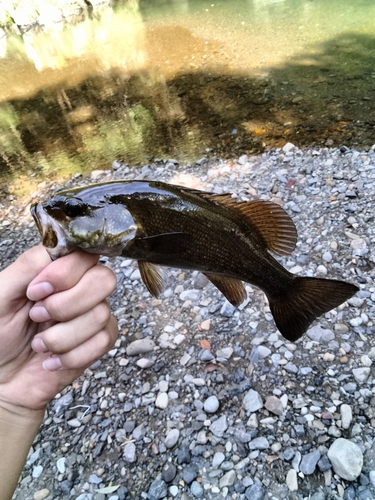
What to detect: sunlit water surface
<box><xmin>0</xmin><ymin>0</ymin><xmax>374</xmax><ymax>196</ymax></box>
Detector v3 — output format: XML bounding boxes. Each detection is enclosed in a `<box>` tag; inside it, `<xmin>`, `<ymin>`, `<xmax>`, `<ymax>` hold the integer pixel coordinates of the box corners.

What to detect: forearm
<box><xmin>0</xmin><ymin>402</ymin><xmax>44</xmax><ymax>500</ymax></box>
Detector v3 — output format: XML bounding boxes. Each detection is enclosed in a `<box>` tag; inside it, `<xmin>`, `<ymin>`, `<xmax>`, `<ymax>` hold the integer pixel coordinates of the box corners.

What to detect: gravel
<box><xmin>1</xmin><ymin>144</ymin><xmax>375</xmax><ymax>500</ymax></box>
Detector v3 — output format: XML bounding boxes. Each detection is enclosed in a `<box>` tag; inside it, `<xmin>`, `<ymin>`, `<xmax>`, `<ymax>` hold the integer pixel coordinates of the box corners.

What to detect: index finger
<box><xmin>27</xmin><ymin>249</ymin><xmax>100</xmax><ymax>301</ymax></box>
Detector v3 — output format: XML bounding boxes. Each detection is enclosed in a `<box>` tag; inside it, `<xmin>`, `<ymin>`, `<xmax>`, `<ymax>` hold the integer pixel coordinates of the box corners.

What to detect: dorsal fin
<box><xmin>204</xmin><ymin>273</ymin><xmax>247</xmax><ymax>307</ymax></box>
<box><xmin>138</xmin><ymin>261</ymin><xmax>165</xmax><ymax>297</ymax></box>
<box><xmin>203</xmin><ymin>195</ymin><xmax>297</xmax><ymax>256</ymax></box>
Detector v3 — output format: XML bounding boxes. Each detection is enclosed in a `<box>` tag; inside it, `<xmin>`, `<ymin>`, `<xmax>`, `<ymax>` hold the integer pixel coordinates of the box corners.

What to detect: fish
<box><xmin>30</xmin><ymin>180</ymin><xmax>359</xmax><ymax>342</ymax></box>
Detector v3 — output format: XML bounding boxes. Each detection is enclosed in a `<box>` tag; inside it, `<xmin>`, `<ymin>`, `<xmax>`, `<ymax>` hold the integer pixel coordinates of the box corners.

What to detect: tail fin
<box><xmin>268</xmin><ymin>277</ymin><xmax>359</xmax><ymax>342</ymax></box>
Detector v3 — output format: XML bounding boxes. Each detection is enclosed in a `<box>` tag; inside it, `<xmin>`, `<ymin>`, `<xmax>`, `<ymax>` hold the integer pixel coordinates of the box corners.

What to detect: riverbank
<box><xmin>1</xmin><ymin>144</ymin><xmax>375</xmax><ymax>500</ymax></box>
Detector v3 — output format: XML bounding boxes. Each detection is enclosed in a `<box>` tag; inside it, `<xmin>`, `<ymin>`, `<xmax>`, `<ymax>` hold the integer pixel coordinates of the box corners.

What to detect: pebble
<box><xmin>203</xmin><ymin>395</ymin><xmax>219</xmax><ymax>413</ymax></box>
<box><xmin>126</xmin><ymin>339</ymin><xmax>155</xmax><ymax>356</ymax></box>
<box><xmin>123</xmin><ymin>442</ymin><xmax>136</xmax><ymax>463</ymax></box>
<box><xmin>353</xmin><ymin>367</ymin><xmax>371</xmax><ymax>383</ymax></box>
<box><xmin>148</xmin><ymin>476</ymin><xmax>168</xmax><ymax>500</ymax></box>
<box><xmin>161</xmin><ymin>463</ymin><xmax>177</xmax><ymax>483</ymax></box>
<box><xmin>286</xmin><ymin>469</ymin><xmax>298</xmax><ymax>491</ymax></box>
<box><xmin>245</xmin><ymin>483</ymin><xmax>265</xmax><ymax>500</ymax></box>
<box><xmin>327</xmin><ymin>438</ymin><xmax>363</xmax><ymax>480</ymax></box>
<box><xmin>209</xmin><ymin>415</ymin><xmax>228</xmax><ymax>437</ymax></box>
<box><xmin>300</xmin><ymin>449</ymin><xmax>321</xmax><ymax>475</ymax></box>
<box><xmin>220</xmin><ymin>470</ymin><xmax>236</xmax><ymax>488</ymax></box>
<box><xmin>165</xmin><ymin>429</ymin><xmax>180</xmax><ymax>448</ymax></box>
<box><xmin>212</xmin><ymin>451</ymin><xmax>225</xmax><ymax>468</ymax></box>
<box><xmin>340</xmin><ymin>404</ymin><xmax>353</xmax><ymax>429</ymax></box>
<box><xmin>190</xmin><ymin>481</ymin><xmax>204</xmax><ymax>498</ymax></box>
<box><xmin>32</xmin><ymin>465</ymin><xmax>43</xmax><ymax>478</ymax></box>
<box><xmin>243</xmin><ymin>389</ymin><xmax>263</xmax><ymax>413</ymax></box>
<box><xmin>33</xmin><ymin>490</ymin><xmax>50</xmax><ymax>500</ymax></box>
<box><xmin>155</xmin><ymin>392</ymin><xmax>169</xmax><ymax>409</ymax></box>
<box><xmin>265</xmin><ymin>395</ymin><xmax>284</xmax><ymax>416</ymax></box>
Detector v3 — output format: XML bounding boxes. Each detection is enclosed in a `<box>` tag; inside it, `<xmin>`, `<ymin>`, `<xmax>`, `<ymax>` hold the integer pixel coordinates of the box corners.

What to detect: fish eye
<box><xmin>63</xmin><ymin>198</ymin><xmax>86</xmax><ymax>218</ymax></box>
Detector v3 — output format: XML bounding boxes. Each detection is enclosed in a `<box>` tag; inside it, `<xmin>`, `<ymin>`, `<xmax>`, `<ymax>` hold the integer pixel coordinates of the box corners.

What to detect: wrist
<box><xmin>0</xmin><ymin>399</ymin><xmax>45</xmax><ymax>426</ymax></box>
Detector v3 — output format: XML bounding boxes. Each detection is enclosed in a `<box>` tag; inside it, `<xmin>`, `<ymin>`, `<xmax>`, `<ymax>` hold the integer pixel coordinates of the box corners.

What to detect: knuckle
<box><xmin>43</xmin><ymin>332</ymin><xmax>63</xmax><ymax>353</ymax></box>
<box><xmin>97</xmin><ymin>266</ymin><xmax>117</xmax><ymax>295</ymax></box>
<box><xmin>93</xmin><ymin>301</ymin><xmax>111</xmax><ymax>327</ymax></box>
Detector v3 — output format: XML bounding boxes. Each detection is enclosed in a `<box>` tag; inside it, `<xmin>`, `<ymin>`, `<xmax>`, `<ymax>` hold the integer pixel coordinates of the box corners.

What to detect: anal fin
<box><xmin>138</xmin><ymin>261</ymin><xmax>165</xmax><ymax>297</ymax></box>
<box><xmin>204</xmin><ymin>273</ymin><xmax>247</xmax><ymax>307</ymax></box>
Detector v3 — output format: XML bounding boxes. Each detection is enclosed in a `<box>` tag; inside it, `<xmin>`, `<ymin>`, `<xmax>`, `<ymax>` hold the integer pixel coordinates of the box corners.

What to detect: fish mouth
<box><xmin>30</xmin><ymin>203</ymin><xmax>72</xmax><ymax>260</ymax></box>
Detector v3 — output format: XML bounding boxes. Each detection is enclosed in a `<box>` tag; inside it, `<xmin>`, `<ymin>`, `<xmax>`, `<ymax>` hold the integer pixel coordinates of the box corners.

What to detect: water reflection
<box><xmin>0</xmin><ymin>0</ymin><xmax>374</xmax><ymax>196</ymax></box>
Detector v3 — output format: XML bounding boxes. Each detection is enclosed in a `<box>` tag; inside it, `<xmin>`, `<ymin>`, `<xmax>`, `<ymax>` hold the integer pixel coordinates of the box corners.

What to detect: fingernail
<box><xmin>27</xmin><ymin>282</ymin><xmax>54</xmax><ymax>301</ymax></box>
<box><xmin>31</xmin><ymin>337</ymin><xmax>48</xmax><ymax>353</ymax></box>
<box><xmin>29</xmin><ymin>306</ymin><xmax>52</xmax><ymax>322</ymax></box>
<box><xmin>43</xmin><ymin>356</ymin><xmax>63</xmax><ymax>371</ymax></box>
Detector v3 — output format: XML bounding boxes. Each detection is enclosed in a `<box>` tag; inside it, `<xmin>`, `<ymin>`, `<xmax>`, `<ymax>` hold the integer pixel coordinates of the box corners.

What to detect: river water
<box><xmin>0</xmin><ymin>0</ymin><xmax>374</xmax><ymax>195</ymax></box>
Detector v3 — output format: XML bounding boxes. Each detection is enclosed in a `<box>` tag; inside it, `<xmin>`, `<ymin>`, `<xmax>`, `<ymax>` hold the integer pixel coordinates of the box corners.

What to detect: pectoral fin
<box><xmin>138</xmin><ymin>261</ymin><xmax>165</xmax><ymax>297</ymax></box>
<box><xmin>204</xmin><ymin>273</ymin><xmax>247</xmax><ymax>307</ymax></box>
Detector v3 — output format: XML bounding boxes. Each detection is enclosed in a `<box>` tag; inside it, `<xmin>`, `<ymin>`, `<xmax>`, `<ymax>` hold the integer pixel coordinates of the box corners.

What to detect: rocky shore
<box><xmin>1</xmin><ymin>144</ymin><xmax>375</xmax><ymax>500</ymax></box>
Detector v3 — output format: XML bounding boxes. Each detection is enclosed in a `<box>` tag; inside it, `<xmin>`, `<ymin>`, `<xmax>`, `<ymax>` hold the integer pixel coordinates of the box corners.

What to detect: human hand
<box><xmin>0</xmin><ymin>245</ymin><xmax>118</xmax><ymax>413</ymax></box>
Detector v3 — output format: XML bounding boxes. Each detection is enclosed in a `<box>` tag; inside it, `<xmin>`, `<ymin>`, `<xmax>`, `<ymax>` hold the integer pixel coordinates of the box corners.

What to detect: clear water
<box><xmin>0</xmin><ymin>0</ymin><xmax>374</xmax><ymax>196</ymax></box>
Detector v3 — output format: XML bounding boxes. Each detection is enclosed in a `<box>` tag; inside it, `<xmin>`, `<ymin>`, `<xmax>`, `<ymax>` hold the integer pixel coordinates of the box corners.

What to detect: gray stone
<box><xmin>182</xmin><ymin>464</ymin><xmax>198</xmax><ymax>484</ymax></box>
<box><xmin>132</xmin><ymin>422</ymin><xmax>147</xmax><ymax>441</ymax></box>
<box><xmin>179</xmin><ymin>289</ymin><xmax>200</xmax><ymax>301</ymax></box>
<box><xmin>204</xmin><ymin>395</ymin><xmax>219</xmax><ymax>413</ymax></box>
<box><xmin>212</xmin><ymin>452</ymin><xmax>225</xmax><ymax>468</ymax></box>
<box><xmin>310</xmin><ymin>492</ymin><xmax>326</xmax><ymax>500</ymax></box>
<box><xmin>220</xmin><ymin>300</ymin><xmax>236</xmax><ymax>317</ymax></box>
<box><xmin>165</xmin><ymin>429</ymin><xmax>180</xmax><ymax>448</ymax></box>
<box><xmin>265</xmin><ymin>395</ymin><xmax>283</xmax><ymax>416</ymax></box>
<box><xmin>219</xmin><ymin>470</ymin><xmax>236</xmax><ymax>488</ymax></box>
<box><xmin>53</xmin><ymin>392</ymin><xmax>74</xmax><ymax>416</ymax></box>
<box><xmin>162</xmin><ymin>463</ymin><xmax>177</xmax><ymax>483</ymax></box>
<box><xmin>245</xmin><ymin>483</ymin><xmax>265</xmax><ymax>500</ymax></box>
<box><xmin>243</xmin><ymin>389</ymin><xmax>263</xmax><ymax>413</ymax></box>
<box><xmin>126</xmin><ymin>339</ymin><xmax>155</xmax><ymax>356</ymax></box>
<box><xmin>148</xmin><ymin>476</ymin><xmax>168</xmax><ymax>500</ymax></box>
<box><xmin>307</xmin><ymin>325</ymin><xmax>334</xmax><ymax>342</ymax></box>
<box><xmin>32</xmin><ymin>465</ymin><xmax>43</xmax><ymax>478</ymax></box>
<box><xmin>209</xmin><ymin>415</ymin><xmax>228</xmax><ymax>437</ymax></box>
<box><xmin>190</xmin><ymin>481</ymin><xmax>204</xmax><ymax>498</ymax></box>
<box><xmin>123</xmin><ymin>442</ymin><xmax>136</xmax><ymax>463</ymax></box>
<box><xmin>249</xmin><ymin>437</ymin><xmax>269</xmax><ymax>450</ymax></box>
<box><xmin>327</xmin><ymin>438</ymin><xmax>363</xmax><ymax>480</ymax></box>
<box><xmin>300</xmin><ymin>449</ymin><xmax>321</xmax><ymax>475</ymax></box>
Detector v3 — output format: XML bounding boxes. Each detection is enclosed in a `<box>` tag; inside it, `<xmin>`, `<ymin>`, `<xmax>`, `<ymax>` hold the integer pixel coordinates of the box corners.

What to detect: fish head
<box><xmin>31</xmin><ymin>189</ymin><xmax>137</xmax><ymax>260</ymax></box>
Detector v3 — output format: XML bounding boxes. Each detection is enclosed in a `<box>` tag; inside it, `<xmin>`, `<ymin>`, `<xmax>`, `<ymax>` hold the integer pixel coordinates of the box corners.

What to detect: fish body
<box><xmin>31</xmin><ymin>180</ymin><xmax>358</xmax><ymax>341</ymax></box>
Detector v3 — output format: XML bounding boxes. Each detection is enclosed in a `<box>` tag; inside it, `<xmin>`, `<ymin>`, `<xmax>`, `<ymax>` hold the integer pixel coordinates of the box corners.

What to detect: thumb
<box><xmin>0</xmin><ymin>245</ymin><xmax>51</xmax><ymax>304</ymax></box>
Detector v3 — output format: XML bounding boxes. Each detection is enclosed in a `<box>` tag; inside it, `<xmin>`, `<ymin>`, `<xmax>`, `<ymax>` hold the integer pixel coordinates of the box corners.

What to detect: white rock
<box><xmin>352</xmin><ymin>367</ymin><xmax>371</xmax><ymax>383</ymax></box>
<box><xmin>340</xmin><ymin>404</ymin><xmax>352</xmax><ymax>430</ymax></box>
<box><xmin>286</xmin><ymin>469</ymin><xmax>298</xmax><ymax>491</ymax></box>
<box><xmin>204</xmin><ymin>396</ymin><xmax>220</xmax><ymax>413</ymax></box>
<box><xmin>282</xmin><ymin>142</ymin><xmax>296</xmax><ymax>153</ymax></box>
<box><xmin>56</xmin><ymin>457</ymin><xmax>66</xmax><ymax>473</ymax></box>
<box><xmin>136</xmin><ymin>358</ymin><xmax>155</xmax><ymax>369</ymax></box>
<box><xmin>361</xmin><ymin>355</ymin><xmax>372</xmax><ymax>367</ymax></box>
<box><xmin>327</xmin><ymin>438</ymin><xmax>363</xmax><ymax>481</ymax></box>
<box><xmin>243</xmin><ymin>389</ymin><xmax>263</xmax><ymax>413</ymax></box>
<box><xmin>155</xmin><ymin>392</ymin><xmax>168</xmax><ymax>409</ymax></box>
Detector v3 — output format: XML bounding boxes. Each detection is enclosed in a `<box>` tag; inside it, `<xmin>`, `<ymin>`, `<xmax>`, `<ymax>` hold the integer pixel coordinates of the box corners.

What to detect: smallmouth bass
<box><xmin>31</xmin><ymin>180</ymin><xmax>358</xmax><ymax>341</ymax></box>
